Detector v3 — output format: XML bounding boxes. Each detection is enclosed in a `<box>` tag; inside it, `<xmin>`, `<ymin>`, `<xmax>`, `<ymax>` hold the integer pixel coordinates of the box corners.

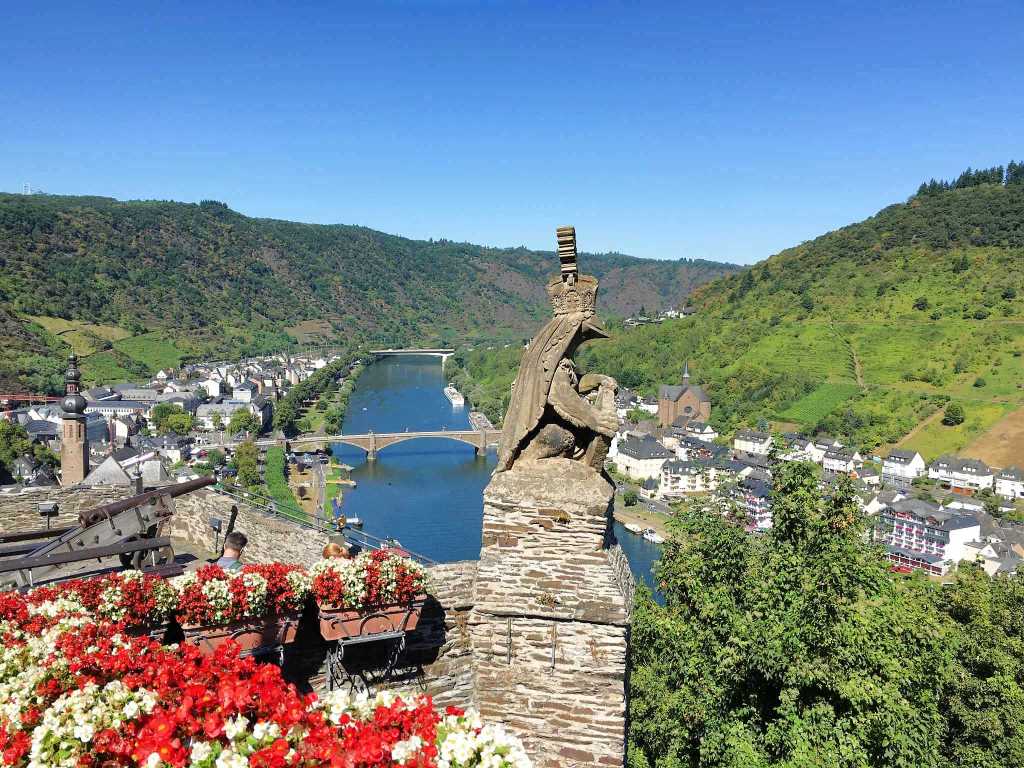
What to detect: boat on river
<box><xmin>444</xmin><ymin>384</ymin><xmax>465</xmax><ymax>407</ymax></box>
<box><xmin>642</xmin><ymin>528</ymin><xmax>665</xmax><ymax>544</ymax></box>
<box><xmin>624</xmin><ymin>522</ymin><xmax>643</xmax><ymax>535</ymax></box>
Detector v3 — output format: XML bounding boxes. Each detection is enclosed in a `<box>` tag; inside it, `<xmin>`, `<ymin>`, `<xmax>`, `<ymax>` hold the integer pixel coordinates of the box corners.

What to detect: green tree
<box><xmin>164</xmin><ymin>411</ymin><xmax>194</xmax><ymax>435</ymax></box>
<box><xmin>622</xmin><ymin>489</ymin><xmax>638</xmax><ymax>507</ymax></box>
<box><xmin>231</xmin><ymin>441</ymin><xmax>260</xmax><ymax>488</ymax></box>
<box><xmin>148</xmin><ymin>402</ymin><xmax>178</xmax><ymax>433</ymax></box>
<box><xmin>943</xmin><ymin>403</ymin><xmax>966</xmax><ymax>425</ymax></box>
<box><xmin>628</xmin><ymin>463</ymin><xmax>950</xmax><ymax>767</ymax></box>
<box><xmin>211</xmin><ymin>411</ymin><xmax>224</xmax><ymax>431</ymax></box>
<box><xmin>228</xmin><ymin>408</ymin><xmax>261</xmax><ymax>436</ymax></box>
<box><xmin>0</xmin><ymin>421</ymin><xmax>35</xmax><ymax>483</ymax></box>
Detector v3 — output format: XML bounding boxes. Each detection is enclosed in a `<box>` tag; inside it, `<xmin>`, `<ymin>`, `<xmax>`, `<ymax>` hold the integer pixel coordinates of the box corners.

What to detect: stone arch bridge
<box><xmin>279</xmin><ymin>428</ymin><xmax>502</xmax><ymax>460</ymax></box>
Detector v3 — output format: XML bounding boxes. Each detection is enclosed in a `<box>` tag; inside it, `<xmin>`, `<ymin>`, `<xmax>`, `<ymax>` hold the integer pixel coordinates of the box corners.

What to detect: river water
<box><xmin>330</xmin><ymin>355</ymin><xmax>662</xmax><ymax>594</ymax></box>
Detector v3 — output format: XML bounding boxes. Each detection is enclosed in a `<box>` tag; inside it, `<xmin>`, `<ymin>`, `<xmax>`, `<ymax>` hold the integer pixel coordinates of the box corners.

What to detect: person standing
<box><xmin>216</xmin><ymin>531</ymin><xmax>248</xmax><ymax>571</ymax></box>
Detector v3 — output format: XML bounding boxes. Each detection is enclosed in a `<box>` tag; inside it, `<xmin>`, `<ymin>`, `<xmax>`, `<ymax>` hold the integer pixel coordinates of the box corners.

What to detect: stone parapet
<box><xmin>473</xmin><ymin>459</ymin><xmax>629</xmax><ymax>767</ymax></box>
<box><xmin>0</xmin><ymin>485</ymin><xmax>134</xmax><ymax>534</ymax></box>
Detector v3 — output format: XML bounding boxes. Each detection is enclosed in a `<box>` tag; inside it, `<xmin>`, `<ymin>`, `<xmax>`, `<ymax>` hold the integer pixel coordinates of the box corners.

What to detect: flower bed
<box><xmin>0</xmin><ymin>585</ymin><xmax>531</xmax><ymax>767</ymax></box>
<box><xmin>311</xmin><ymin>550</ymin><xmax>429</xmax><ymax>641</ymax></box>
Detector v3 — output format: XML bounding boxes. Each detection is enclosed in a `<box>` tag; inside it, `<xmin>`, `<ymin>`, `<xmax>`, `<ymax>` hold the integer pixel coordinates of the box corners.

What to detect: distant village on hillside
<box><xmin>0</xmin><ymin>349</ymin><xmax>346</xmax><ymax>490</ymax></box>
<box><xmin>3</xmin><ymin>346</ymin><xmax>1023</xmax><ymax>580</ymax></box>
<box><xmin>609</xmin><ymin>363</ymin><xmax>1024</xmax><ymax>578</ymax></box>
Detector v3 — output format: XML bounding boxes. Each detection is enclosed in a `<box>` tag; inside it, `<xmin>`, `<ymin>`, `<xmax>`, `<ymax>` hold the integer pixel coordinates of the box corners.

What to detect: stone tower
<box><xmin>473</xmin><ymin>227</ymin><xmax>631</xmax><ymax>767</ymax></box>
<box><xmin>60</xmin><ymin>354</ymin><xmax>89</xmax><ymax>485</ymax></box>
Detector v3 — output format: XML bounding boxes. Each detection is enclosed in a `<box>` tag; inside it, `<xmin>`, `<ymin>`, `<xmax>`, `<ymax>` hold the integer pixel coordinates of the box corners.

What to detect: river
<box><xmin>330</xmin><ymin>355</ymin><xmax>662</xmax><ymax>594</ymax></box>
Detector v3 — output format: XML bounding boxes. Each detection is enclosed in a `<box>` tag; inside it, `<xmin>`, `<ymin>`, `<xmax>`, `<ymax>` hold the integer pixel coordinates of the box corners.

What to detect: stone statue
<box><xmin>495</xmin><ymin>226</ymin><xmax>619</xmax><ymax>474</ymax></box>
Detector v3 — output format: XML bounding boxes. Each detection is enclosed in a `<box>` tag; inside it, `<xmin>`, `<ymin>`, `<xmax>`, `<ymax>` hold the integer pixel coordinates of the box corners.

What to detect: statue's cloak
<box><xmin>495</xmin><ymin>312</ymin><xmax>587</xmax><ymax>473</ymax></box>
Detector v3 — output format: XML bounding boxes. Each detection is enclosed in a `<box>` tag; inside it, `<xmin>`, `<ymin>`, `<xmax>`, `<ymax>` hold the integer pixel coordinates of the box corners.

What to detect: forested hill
<box><xmin>452</xmin><ymin>174</ymin><xmax>1024</xmax><ymax>459</ymax></box>
<box><xmin>0</xmin><ymin>193</ymin><xmax>737</xmax><ymax>391</ymax></box>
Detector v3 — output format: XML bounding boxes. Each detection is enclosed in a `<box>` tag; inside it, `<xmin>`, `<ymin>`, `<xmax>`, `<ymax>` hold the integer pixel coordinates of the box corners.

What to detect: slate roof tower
<box><xmin>60</xmin><ymin>354</ymin><xmax>89</xmax><ymax>485</ymax></box>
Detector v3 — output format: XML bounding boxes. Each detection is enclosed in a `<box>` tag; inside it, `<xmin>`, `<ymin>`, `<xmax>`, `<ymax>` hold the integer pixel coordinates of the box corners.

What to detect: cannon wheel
<box><xmin>118</xmin><ymin>525</ymin><xmax>166</xmax><ymax>570</ymax></box>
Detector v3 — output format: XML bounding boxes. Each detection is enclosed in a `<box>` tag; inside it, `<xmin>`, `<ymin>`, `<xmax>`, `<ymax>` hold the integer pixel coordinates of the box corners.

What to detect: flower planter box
<box><xmin>125</xmin><ymin>623</ymin><xmax>173</xmax><ymax>644</ymax></box>
<box><xmin>182</xmin><ymin>611</ymin><xmax>302</xmax><ymax>656</ymax></box>
<box><xmin>318</xmin><ymin>594</ymin><xmax>427</xmax><ymax>642</ymax></box>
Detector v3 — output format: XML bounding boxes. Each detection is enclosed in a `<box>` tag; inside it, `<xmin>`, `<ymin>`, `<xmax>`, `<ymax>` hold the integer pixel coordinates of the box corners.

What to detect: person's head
<box><xmin>223</xmin><ymin>531</ymin><xmax>247</xmax><ymax>559</ymax></box>
<box><xmin>322</xmin><ymin>542</ymin><xmax>350</xmax><ymax>559</ymax></box>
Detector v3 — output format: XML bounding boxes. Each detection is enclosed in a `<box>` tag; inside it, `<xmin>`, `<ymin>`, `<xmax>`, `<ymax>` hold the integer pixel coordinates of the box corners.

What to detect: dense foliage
<box><xmin>452</xmin><ymin>181</ymin><xmax>1024</xmax><ymax>453</ymax></box>
<box><xmin>628</xmin><ymin>460</ymin><xmax>1024</xmax><ymax>768</ymax></box>
<box><xmin>273</xmin><ymin>355</ymin><xmax>358</xmax><ymax>436</ymax></box>
<box><xmin>0</xmin><ymin>193</ymin><xmax>736</xmax><ymax>391</ymax></box>
<box><xmin>0</xmin><ymin>420</ymin><xmax>57</xmax><ymax>483</ymax></box>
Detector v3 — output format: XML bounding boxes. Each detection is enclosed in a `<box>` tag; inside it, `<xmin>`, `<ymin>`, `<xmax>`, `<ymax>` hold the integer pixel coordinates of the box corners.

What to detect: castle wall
<box><xmin>0</xmin><ymin>485</ymin><xmax>134</xmax><ymax>533</ymax></box>
<box><xmin>168</xmin><ymin>488</ymin><xmax>330</xmax><ymax>568</ymax></box>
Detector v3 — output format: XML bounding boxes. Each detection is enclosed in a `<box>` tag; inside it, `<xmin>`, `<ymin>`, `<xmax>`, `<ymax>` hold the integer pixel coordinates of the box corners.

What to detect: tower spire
<box><xmin>60</xmin><ymin>354</ymin><xmax>89</xmax><ymax>485</ymax></box>
<box><xmin>682</xmin><ymin>359</ymin><xmax>690</xmax><ymax>384</ymax></box>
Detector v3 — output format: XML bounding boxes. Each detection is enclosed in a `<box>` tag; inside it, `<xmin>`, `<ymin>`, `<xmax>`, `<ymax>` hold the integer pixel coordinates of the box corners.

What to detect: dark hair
<box><xmin>224</xmin><ymin>531</ymin><xmax>248</xmax><ymax>550</ymax></box>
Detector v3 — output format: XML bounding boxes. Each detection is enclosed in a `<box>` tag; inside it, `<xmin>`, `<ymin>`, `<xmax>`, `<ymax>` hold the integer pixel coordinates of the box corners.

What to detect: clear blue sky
<box><xmin>2</xmin><ymin>2</ymin><xmax>1021</xmax><ymax>265</ymax></box>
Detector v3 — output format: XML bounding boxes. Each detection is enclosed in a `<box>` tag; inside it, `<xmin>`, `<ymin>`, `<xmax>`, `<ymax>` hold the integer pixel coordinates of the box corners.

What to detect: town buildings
<box><xmin>928</xmin><ymin>456</ymin><xmax>994</xmax><ymax>494</ymax></box>
<box><xmin>611</xmin><ymin>432</ymin><xmax>673</xmax><ymax>480</ymax></box>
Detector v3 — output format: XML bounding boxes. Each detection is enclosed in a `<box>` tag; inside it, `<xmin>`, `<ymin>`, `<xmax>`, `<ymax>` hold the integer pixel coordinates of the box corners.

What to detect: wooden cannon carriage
<box><xmin>0</xmin><ymin>475</ymin><xmax>215</xmax><ymax>590</ymax></box>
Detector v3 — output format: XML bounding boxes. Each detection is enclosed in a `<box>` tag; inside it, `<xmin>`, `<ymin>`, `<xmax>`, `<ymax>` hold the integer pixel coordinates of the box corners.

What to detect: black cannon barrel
<box><xmin>77</xmin><ymin>475</ymin><xmax>215</xmax><ymax>526</ymax></box>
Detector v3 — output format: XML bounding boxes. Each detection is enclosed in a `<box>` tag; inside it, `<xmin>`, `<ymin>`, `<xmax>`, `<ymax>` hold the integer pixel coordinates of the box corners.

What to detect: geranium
<box><xmin>172</xmin><ymin>565</ymin><xmax>268</xmax><ymax>626</ymax></box>
<box><xmin>311</xmin><ymin>550</ymin><xmax>427</xmax><ymax>609</ymax></box>
<box><xmin>0</xmin><ymin>580</ymin><xmax>532</xmax><ymax>768</ymax></box>
<box><xmin>96</xmin><ymin>571</ymin><xmax>179</xmax><ymax>627</ymax></box>
<box><xmin>241</xmin><ymin>563</ymin><xmax>310</xmax><ymax>614</ymax></box>
<box><xmin>364</xmin><ymin>549</ymin><xmax>428</xmax><ymax>606</ymax></box>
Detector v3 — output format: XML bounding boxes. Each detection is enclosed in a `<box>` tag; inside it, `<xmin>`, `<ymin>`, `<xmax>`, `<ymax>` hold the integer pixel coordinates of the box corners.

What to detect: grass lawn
<box><xmin>900</xmin><ymin>401</ymin><xmax>1016</xmax><ymax>460</ymax></box>
<box><xmin>79</xmin><ymin>351</ymin><xmax>139</xmax><ymax>384</ymax></box>
<box><xmin>263</xmin><ymin>447</ymin><xmax>303</xmax><ymax>513</ymax></box>
<box><xmin>26</xmin><ymin>316</ymin><xmax>133</xmax><ymax>356</ymax></box>
<box><xmin>777</xmin><ymin>382</ymin><xmax>862</xmax><ymax>426</ymax></box>
<box><xmin>113</xmin><ymin>333</ymin><xmax>187</xmax><ymax>372</ymax></box>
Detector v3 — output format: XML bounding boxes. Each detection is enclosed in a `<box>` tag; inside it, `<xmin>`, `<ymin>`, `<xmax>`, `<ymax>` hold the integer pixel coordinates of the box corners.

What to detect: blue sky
<box><xmin>2</xmin><ymin>2</ymin><xmax>1021</xmax><ymax>264</ymax></box>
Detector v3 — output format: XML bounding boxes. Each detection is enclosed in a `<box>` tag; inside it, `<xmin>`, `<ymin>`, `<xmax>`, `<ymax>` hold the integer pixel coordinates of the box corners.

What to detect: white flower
<box><xmin>190</xmin><ymin>740</ymin><xmax>213</xmax><ymax>762</ymax></box>
<box><xmin>223</xmin><ymin>714</ymin><xmax>249</xmax><ymax>740</ymax></box>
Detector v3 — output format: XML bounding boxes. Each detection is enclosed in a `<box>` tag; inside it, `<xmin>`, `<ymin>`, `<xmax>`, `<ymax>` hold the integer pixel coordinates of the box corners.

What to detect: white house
<box><xmin>995</xmin><ymin>467</ymin><xmax>1024</xmax><ymax>500</ymax></box>
<box><xmin>196</xmin><ymin>378</ymin><xmax>221</xmax><ymax>399</ymax></box>
<box><xmin>196</xmin><ymin>400</ymin><xmax>252</xmax><ymax>431</ymax></box>
<box><xmin>822</xmin><ymin>448</ymin><xmax>862</xmax><ymax>477</ymax></box>
<box><xmin>231</xmin><ymin>382</ymin><xmax>257</xmax><ymax>403</ymax></box>
<box><xmin>733</xmin><ymin>429</ymin><xmax>772</xmax><ymax>456</ymax></box>
<box><xmin>684</xmin><ymin>421</ymin><xmax>718</xmax><ymax>443</ymax></box>
<box><xmin>882</xmin><ymin>449</ymin><xmax>927</xmax><ymax>489</ymax></box>
<box><xmin>611</xmin><ymin>432</ymin><xmax>672</xmax><ymax>480</ymax></box>
<box><xmin>928</xmin><ymin>456</ymin><xmax>994</xmax><ymax>494</ymax></box>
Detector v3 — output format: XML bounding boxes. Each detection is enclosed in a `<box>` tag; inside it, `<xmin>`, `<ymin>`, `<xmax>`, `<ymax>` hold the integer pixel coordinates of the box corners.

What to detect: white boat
<box><xmin>642</xmin><ymin>528</ymin><xmax>665</xmax><ymax>544</ymax></box>
<box><xmin>624</xmin><ymin>523</ymin><xmax>643</xmax><ymax>535</ymax></box>
<box><xmin>444</xmin><ymin>384</ymin><xmax>465</xmax><ymax>407</ymax></box>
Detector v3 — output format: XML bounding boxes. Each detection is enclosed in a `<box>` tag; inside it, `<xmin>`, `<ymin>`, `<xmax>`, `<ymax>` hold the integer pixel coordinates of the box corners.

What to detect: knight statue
<box><xmin>495</xmin><ymin>226</ymin><xmax>619</xmax><ymax>474</ymax></box>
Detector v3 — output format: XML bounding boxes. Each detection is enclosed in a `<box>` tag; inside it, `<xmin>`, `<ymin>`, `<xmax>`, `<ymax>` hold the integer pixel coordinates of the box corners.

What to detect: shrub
<box><xmin>973</xmin><ymin>377</ymin><xmax>987</xmax><ymax>388</ymax></box>
<box><xmin>942</xmin><ymin>403</ymin><xmax>965</xmax><ymax>426</ymax></box>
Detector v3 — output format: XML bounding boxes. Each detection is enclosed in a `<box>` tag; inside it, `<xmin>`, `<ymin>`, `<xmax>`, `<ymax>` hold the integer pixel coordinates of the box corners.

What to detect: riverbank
<box><xmin>612</xmin><ymin>495</ymin><xmax>672</xmax><ymax>539</ymax></box>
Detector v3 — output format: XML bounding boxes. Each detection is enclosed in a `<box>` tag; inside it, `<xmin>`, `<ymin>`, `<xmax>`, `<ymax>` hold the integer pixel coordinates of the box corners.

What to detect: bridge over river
<box><xmin>207</xmin><ymin>428</ymin><xmax>502</xmax><ymax>460</ymax></box>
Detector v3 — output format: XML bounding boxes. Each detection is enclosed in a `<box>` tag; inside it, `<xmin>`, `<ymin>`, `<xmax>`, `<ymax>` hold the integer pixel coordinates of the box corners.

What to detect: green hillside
<box><xmin>451</xmin><ymin>175</ymin><xmax>1024</xmax><ymax>457</ymax></box>
<box><xmin>0</xmin><ymin>193</ymin><xmax>737</xmax><ymax>391</ymax></box>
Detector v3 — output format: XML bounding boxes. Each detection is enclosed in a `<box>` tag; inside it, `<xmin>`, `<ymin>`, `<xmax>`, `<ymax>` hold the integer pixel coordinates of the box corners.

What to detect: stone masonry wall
<box><xmin>168</xmin><ymin>489</ymin><xmax>330</xmax><ymax>568</ymax></box>
<box><xmin>0</xmin><ymin>485</ymin><xmax>135</xmax><ymax>534</ymax></box>
<box><xmin>473</xmin><ymin>459</ymin><xmax>630</xmax><ymax>768</ymax></box>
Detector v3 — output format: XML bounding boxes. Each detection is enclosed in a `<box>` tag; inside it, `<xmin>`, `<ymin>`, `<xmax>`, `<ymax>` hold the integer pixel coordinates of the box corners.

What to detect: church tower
<box><xmin>60</xmin><ymin>354</ymin><xmax>89</xmax><ymax>485</ymax></box>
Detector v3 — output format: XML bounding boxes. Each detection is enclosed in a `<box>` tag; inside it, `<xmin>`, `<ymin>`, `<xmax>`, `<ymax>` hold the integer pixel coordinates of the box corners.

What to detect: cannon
<box><xmin>0</xmin><ymin>475</ymin><xmax>215</xmax><ymax>590</ymax></box>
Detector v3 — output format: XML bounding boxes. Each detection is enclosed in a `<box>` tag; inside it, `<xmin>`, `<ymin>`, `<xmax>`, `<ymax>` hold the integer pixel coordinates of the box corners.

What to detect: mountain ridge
<box><xmin>0</xmin><ymin>192</ymin><xmax>738</xmax><ymax>391</ymax></box>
